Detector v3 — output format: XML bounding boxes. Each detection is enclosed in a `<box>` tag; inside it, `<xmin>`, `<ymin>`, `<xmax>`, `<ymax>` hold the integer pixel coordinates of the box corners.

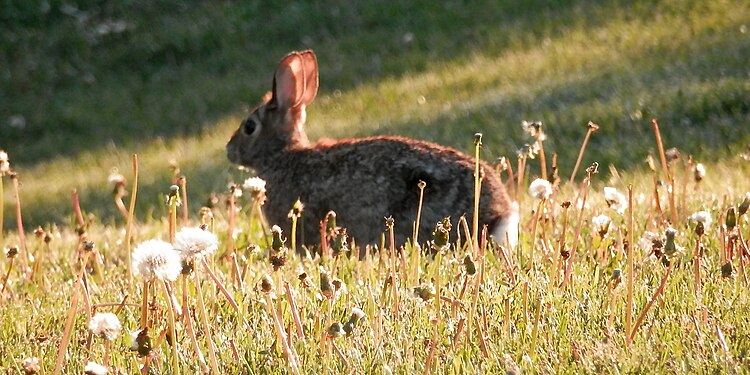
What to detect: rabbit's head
<box><xmin>227</xmin><ymin>50</ymin><xmax>319</xmax><ymax>168</ymax></box>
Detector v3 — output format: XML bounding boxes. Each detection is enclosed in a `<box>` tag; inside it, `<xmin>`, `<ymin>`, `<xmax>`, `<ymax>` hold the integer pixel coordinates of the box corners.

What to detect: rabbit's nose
<box><xmin>226</xmin><ymin>140</ymin><xmax>240</xmax><ymax>164</ymax></box>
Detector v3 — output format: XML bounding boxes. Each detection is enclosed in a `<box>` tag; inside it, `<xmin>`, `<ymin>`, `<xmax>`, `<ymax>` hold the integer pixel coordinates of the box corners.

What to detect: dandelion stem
<box><xmin>539</xmin><ymin>142</ymin><xmax>548</xmax><ymax>181</ymax></box>
<box><xmin>569</xmin><ymin>122</ymin><xmax>598</xmax><ymax>184</ymax></box>
<box><xmin>473</xmin><ymin>134</ymin><xmax>482</xmax><ymax>252</ymax></box>
<box><xmin>103</xmin><ymin>340</ymin><xmax>112</xmax><ymax>367</ymax></box>
<box><xmin>527</xmin><ymin>198</ymin><xmax>545</xmax><ymax>273</ymax></box>
<box><xmin>226</xmin><ymin>187</ymin><xmax>237</xmax><ymax>283</ymax></box>
<box><xmin>53</xmin><ymin>278</ymin><xmax>81</xmax><ymax>375</ymax></box>
<box><xmin>651</xmin><ymin>119</ymin><xmax>678</xmax><ymax>225</ymax></box>
<box><xmin>178</xmin><ymin>176</ymin><xmax>188</xmax><ymax>224</ymax></box>
<box><xmin>626</xmin><ymin>185</ymin><xmax>635</xmax><ymax>339</ymax></box>
<box><xmin>1</xmin><ymin>256</ymin><xmax>14</xmax><ymax>297</ymax></box>
<box><xmin>200</xmin><ymin>258</ymin><xmax>241</xmax><ymax>315</ymax></box>
<box><xmin>285</xmin><ymin>282</ymin><xmax>305</xmax><ymax>338</ymax></box>
<box><xmin>72</xmin><ymin>188</ymin><xmax>85</xmax><ymax>229</ymax></box>
<box><xmin>627</xmin><ymin>264</ymin><xmax>673</xmax><ymax>346</ymax></box>
<box><xmin>0</xmin><ymin>175</ymin><xmax>4</xmax><ymax>244</ymax></box>
<box><xmin>290</xmin><ymin>216</ymin><xmax>298</xmax><ymax>254</ymax></box>
<box><xmin>11</xmin><ymin>174</ymin><xmax>29</xmax><ymax>272</ymax></box>
<box><xmin>182</xmin><ymin>277</ymin><xmax>208</xmax><ymax>373</ymax></box>
<box><xmin>387</xmin><ymin>221</ymin><xmax>399</xmax><ymax>319</ymax></box>
<box><xmin>530</xmin><ymin>294</ymin><xmax>543</xmax><ymax>355</ymax></box>
<box><xmin>694</xmin><ymin>233</ymin><xmax>703</xmax><ymax>310</ymax></box>
<box><xmin>140</xmin><ymin>280</ymin><xmax>149</xmax><ymax>329</ymax></box>
<box><xmin>423</xmin><ymin>248</ymin><xmax>441</xmax><ymax>374</ymax></box>
<box><xmin>114</xmin><ymin>191</ymin><xmax>129</xmax><ymax>220</ymax></box>
<box><xmin>162</xmin><ymin>280</ymin><xmax>180</xmax><ymax>375</ymax></box>
<box><xmin>414</xmin><ymin>181</ymin><xmax>426</xmax><ymax>245</ymax></box>
<box><xmin>264</xmin><ymin>292</ymin><xmax>301</xmax><ymax>375</ymax></box>
<box><xmin>561</xmin><ymin>170</ymin><xmax>593</xmax><ymax>289</ymax></box>
<box><xmin>125</xmin><ymin>154</ymin><xmax>139</xmax><ymax>283</ymax></box>
<box><xmin>195</xmin><ymin>271</ymin><xmax>221</xmax><ymax>374</ymax></box>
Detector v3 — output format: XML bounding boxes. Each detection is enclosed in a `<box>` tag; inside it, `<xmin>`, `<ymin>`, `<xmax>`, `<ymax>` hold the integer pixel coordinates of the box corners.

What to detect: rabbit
<box><xmin>226</xmin><ymin>50</ymin><xmax>518</xmax><ymax>250</ymax></box>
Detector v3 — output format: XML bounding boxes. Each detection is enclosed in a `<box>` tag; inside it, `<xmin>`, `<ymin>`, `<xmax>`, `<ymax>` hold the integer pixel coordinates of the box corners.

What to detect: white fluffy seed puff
<box><xmin>88</xmin><ymin>312</ymin><xmax>122</xmax><ymax>341</ymax></box>
<box><xmin>529</xmin><ymin>178</ymin><xmax>553</xmax><ymax>200</ymax></box>
<box><xmin>132</xmin><ymin>239</ymin><xmax>181</xmax><ymax>282</ymax></box>
<box><xmin>84</xmin><ymin>361</ymin><xmax>109</xmax><ymax>375</ymax></box>
<box><xmin>174</xmin><ymin>227</ymin><xmax>219</xmax><ymax>261</ymax></box>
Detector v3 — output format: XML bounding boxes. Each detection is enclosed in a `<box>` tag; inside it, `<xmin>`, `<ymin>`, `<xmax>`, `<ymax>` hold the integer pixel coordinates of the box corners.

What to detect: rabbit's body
<box><xmin>227</xmin><ymin>50</ymin><xmax>518</xmax><ymax>248</ymax></box>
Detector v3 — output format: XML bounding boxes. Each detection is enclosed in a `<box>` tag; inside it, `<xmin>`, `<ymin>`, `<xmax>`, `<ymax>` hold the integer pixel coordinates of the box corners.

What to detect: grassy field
<box><xmin>1</xmin><ymin>0</ymin><xmax>750</xmax><ymax>373</ymax></box>
<box><xmin>1</xmin><ymin>0</ymin><xmax>748</xmax><ymax>225</ymax></box>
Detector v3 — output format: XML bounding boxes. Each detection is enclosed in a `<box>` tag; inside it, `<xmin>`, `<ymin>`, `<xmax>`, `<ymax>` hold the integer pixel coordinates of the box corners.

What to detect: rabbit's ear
<box><xmin>272</xmin><ymin>52</ymin><xmax>307</xmax><ymax>110</ymax></box>
<box><xmin>298</xmin><ymin>51</ymin><xmax>319</xmax><ymax>106</ymax></box>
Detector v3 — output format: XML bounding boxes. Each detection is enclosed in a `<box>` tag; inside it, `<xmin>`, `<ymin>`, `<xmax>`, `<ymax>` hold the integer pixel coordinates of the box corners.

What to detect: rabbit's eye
<box><xmin>243</xmin><ymin>119</ymin><xmax>258</xmax><ymax>135</ymax></box>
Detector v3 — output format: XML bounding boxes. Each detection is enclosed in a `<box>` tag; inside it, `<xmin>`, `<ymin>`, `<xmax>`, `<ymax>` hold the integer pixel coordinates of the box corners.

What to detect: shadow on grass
<box><xmin>4</xmin><ymin>0</ymin><xmax>666</xmax><ymax>164</ymax></box>
<box><xmin>3</xmin><ymin>0</ymin><xmax>749</xmax><ymax>227</ymax></box>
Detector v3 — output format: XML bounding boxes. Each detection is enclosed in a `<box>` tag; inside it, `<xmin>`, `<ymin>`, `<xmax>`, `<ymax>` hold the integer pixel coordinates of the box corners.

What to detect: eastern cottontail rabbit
<box><xmin>227</xmin><ymin>50</ymin><xmax>518</xmax><ymax>249</ymax></box>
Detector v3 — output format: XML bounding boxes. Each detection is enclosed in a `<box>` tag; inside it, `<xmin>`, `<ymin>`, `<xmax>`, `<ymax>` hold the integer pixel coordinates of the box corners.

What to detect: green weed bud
<box><xmin>20</xmin><ymin>357</ymin><xmax>40</xmax><ymax>375</ymax></box>
<box><xmin>664</xmin><ymin>228</ymin><xmax>678</xmax><ymax>257</ymax></box>
<box><xmin>5</xmin><ymin>246</ymin><xmax>18</xmax><ymax>259</ymax></box>
<box><xmin>271</xmin><ymin>225</ymin><xmax>285</xmax><ymax>251</ymax></box>
<box><xmin>608</xmin><ymin>268</ymin><xmax>622</xmax><ymax>289</ymax></box>
<box><xmin>384</xmin><ymin>216</ymin><xmax>395</xmax><ymax>230</ymax></box>
<box><xmin>413</xmin><ymin>285</ymin><xmax>436</xmax><ymax>302</ymax></box>
<box><xmin>739</xmin><ymin>193</ymin><xmax>750</xmax><ymax>216</ymax></box>
<box><xmin>180</xmin><ymin>259</ymin><xmax>194</xmax><ymax>275</ymax></box>
<box><xmin>327</xmin><ymin>322</ymin><xmax>344</xmax><ymax>338</ymax></box>
<box><xmin>167</xmin><ymin>184</ymin><xmax>181</xmax><ymax>206</ymax></box>
<box><xmin>726</xmin><ymin>207</ymin><xmax>737</xmax><ymax>230</ymax></box>
<box><xmin>288</xmin><ymin>199</ymin><xmax>304</xmax><ymax>219</ymax></box>
<box><xmin>344</xmin><ymin>307</ymin><xmax>366</xmax><ymax>335</ymax></box>
<box><xmin>320</xmin><ymin>271</ymin><xmax>334</xmax><ymax>299</ymax></box>
<box><xmin>693</xmin><ymin>163</ymin><xmax>706</xmax><ymax>183</ymax></box>
<box><xmin>463</xmin><ymin>253</ymin><xmax>477</xmax><ymax>276</ymax></box>
<box><xmin>260</xmin><ymin>275</ymin><xmax>274</xmax><ymax>293</ymax></box>
<box><xmin>326</xmin><ymin>211</ymin><xmax>337</xmax><ymax>232</ymax></box>
<box><xmin>432</xmin><ymin>218</ymin><xmax>451</xmax><ymax>251</ymax></box>
<box><xmin>130</xmin><ymin>329</ymin><xmax>152</xmax><ymax>357</ymax></box>
<box><xmin>343</xmin><ymin>321</ymin><xmax>354</xmax><ymax>336</ymax></box>
<box><xmin>348</xmin><ymin>307</ymin><xmax>366</xmax><ymax>326</ymax></box>
<box><xmin>269</xmin><ymin>250</ymin><xmax>287</xmax><ymax>271</ymax></box>
<box><xmin>83</xmin><ymin>241</ymin><xmax>95</xmax><ymax>253</ymax></box>
<box><xmin>721</xmin><ymin>262</ymin><xmax>733</xmax><ymax>278</ymax></box>
<box><xmin>331</xmin><ymin>229</ymin><xmax>348</xmax><ymax>257</ymax></box>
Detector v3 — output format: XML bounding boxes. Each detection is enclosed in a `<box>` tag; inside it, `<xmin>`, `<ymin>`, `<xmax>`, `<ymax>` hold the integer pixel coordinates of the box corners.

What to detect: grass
<box><xmin>1</xmin><ymin>0</ymin><xmax>749</xmax><ymax>225</ymax></box>
<box><xmin>1</xmin><ymin>0</ymin><xmax>750</xmax><ymax>372</ymax></box>
<box><xmin>0</xmin><ymin>141</ymin><xmax>749</xmax><ymax>373</ymax></box>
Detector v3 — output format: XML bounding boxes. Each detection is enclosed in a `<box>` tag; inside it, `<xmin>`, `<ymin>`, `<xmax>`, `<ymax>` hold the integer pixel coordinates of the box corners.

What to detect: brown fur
<box><xmin>227</xmin><ymin>50</ymin><xmax>515</xmax><ymax>247</ymax></box>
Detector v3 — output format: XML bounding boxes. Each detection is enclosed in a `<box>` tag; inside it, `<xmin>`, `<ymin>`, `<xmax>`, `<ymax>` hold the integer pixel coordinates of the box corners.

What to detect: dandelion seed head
<box><xmin>688</xmin><ymin>211</ymin><xmax>712</xmax><ymax>229</ymax></box>
<box><xmin>603</xmin><ymin>187</ymin><xmax>627</xmax><ymax>214</ymax></box>
<box><xmin>351</xmin><ymin>307</ymin><xmax>366</xmax><ymax>321</ymax></box>
<box><xmin>591</xmin><ymin>214</ymin><xmax>612</xmax><ymax>235</ymax></box>
<box><xmin>0</xmin><ymin>150</ymin><xmax>9</xmax><ymax>174</ymax></box>
<box><xmin>228</xmin><ymin>183</ymin><xmax>242</xmax><ymax>198</ymax></box>
<box><xmin>88</xmin><ymin>312</ymin><xmax>122</xmax><ymax>341</ymax></box>
<box><xmin>108</xmin><ymin>170</ymin><xmax>126</xmax><ymax>187</ymax></box>
<box><xmin>132</xmin><ymin>239</ymin><xmax>181</xmax><ymax>282</ymax></box>
<box><xmin>522</xmin><ymin>120</ymin><xmax>546</xmax><ymax>141</ymax></box>
<box><xmin>84</xmin><ymin>361</ymin><xmax>108</xmax><ymax>375</ymax></box>
<box><xmin>242</xmin><ymin>177</ymin><xmax>266</xmax><ymax>195</ymax></box>
<box><xmin>529</xmin><ymin>178</ymin><xmax>552</xmax><ymax>200</ymax></box>
<box><xmin>694</xmin><ymin>163</ymin><xmax>706</xmax><ymax>182</ymax></box>
<box><xmin>20</xmin><ymin>357</ymin><xmax>40</xmax><ymax>374</ymax></box>
<box><xmin>638</xmin><ymin>231</ymin><xmax>662</xmax><ymax>256</ymax></box>
<box><xmin>174</xmin><ymin>227</ymin><xmax>219</xmax><ymax>260</ymax></box>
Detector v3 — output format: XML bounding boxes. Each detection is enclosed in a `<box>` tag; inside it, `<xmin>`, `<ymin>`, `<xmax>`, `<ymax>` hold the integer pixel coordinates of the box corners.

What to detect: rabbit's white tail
<box><xmin>492</xmin><ymin>202</ymin><xmax>519</xmax><ymax>249</ymax></box>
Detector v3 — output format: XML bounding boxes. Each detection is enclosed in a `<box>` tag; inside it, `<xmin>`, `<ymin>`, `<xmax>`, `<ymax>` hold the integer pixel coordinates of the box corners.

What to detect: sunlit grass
<box><xmin>1</xmin><ymin>0</ymin><xmax>750</xmax><ymax>371</ymax></box>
